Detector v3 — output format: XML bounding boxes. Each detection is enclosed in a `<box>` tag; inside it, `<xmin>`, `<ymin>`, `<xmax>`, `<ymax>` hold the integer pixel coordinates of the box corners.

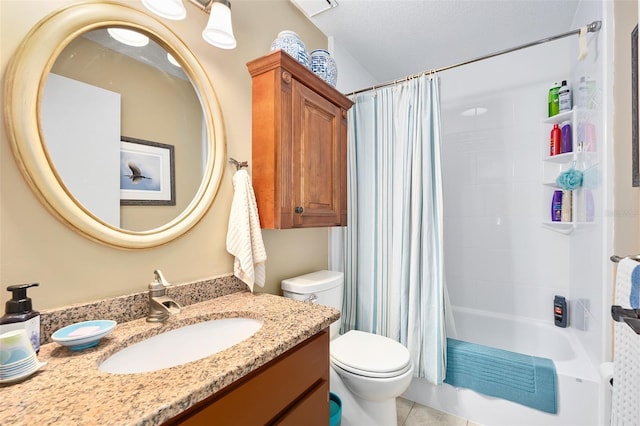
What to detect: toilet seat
<box><xmin>330</xmin><ymin>330</ymin><xmax>412</xmax><ymax>378</ymax></box>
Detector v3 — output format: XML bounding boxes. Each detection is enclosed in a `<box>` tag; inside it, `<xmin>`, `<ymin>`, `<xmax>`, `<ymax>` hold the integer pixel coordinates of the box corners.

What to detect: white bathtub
<box><xmin>402</xmin><ymin>307</ymin><xmax>603</xmax><ymax>426</ymax></box>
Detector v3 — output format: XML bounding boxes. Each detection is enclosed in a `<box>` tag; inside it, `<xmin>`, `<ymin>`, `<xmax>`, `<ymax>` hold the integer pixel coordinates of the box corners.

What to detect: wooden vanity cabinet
<box><xmin>164</xmin><ymin>329</ymin><xmax>330</xmax><ymax>426</ymax></box>
<box><xmin>247</xmin><ymin>51</ymin><xmax>354</xmax><ymax>229</ymax></box>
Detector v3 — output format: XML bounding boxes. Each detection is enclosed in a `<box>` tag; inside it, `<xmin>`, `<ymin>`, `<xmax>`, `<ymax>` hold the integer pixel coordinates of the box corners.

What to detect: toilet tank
<box><xmin>281</xmin><ymin>270</ymin><xmax>343</xmax><ymax>339</ymax></box>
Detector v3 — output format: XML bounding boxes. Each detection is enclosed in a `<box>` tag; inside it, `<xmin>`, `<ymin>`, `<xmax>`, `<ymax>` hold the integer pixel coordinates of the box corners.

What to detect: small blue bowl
<box><xmin>51</xmin><ymin>320</ymin><xmax>116</xmax><ymax>351</ymax></box>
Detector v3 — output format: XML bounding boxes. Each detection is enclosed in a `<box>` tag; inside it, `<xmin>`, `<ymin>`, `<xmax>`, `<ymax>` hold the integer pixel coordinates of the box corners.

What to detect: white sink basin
<box><xmin>99</xmin><ymin>318</ymin><xmax>262</xmax><ymax>374</ymax></box>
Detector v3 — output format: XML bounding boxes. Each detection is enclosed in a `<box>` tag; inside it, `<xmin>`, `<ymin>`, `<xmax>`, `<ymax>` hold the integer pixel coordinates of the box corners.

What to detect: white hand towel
<box><xmin>226</xmin><ymin>169</ymin><xmax>266</xmax><ymax>292</ymax></box>
<box><xmin>611</xmin><ymin>258</ymin><xmax>640</xmax><ymax>425</ymax></box>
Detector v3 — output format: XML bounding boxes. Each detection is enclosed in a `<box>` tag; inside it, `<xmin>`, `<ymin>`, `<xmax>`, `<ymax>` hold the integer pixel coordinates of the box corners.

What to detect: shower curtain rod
<box><xmin>351</xmin><ymin>20</ymin><xmax>602</xmax><ymax>96</ymax></box>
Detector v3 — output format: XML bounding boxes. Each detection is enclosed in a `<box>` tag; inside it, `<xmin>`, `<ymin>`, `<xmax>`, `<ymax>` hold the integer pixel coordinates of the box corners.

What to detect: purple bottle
<box><xmin>551</xmin><ymin>191</ymin><xmax>563</xmax><ymax>222</ymax></box>
<box><xmin>560</xmin><ymin>122</ymin><xmax>572</xmax><ymax>153</ymax></box>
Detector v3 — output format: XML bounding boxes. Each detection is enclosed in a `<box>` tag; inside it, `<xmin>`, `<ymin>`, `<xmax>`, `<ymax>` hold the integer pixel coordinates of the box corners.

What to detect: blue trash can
<box><xmin>329</xmin><ymin>392</ymin><xmax>342</xmax><ymax>426</ymax></box>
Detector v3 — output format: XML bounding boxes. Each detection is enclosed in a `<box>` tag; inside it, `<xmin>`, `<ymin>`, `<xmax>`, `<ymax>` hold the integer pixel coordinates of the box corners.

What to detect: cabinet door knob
<box><xmin>295</xmin><ymin>206</ymin><xmax>304</xmax><ymax>214</ymax></box>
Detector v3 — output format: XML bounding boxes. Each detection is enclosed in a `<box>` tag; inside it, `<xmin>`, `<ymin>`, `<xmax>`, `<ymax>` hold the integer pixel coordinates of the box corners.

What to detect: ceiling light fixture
<box><xmin>141</xmin><ymin>0</ymin><xmax>236</xmax><ymax>49</ymax></box>
<box><xmin>107</xmin><ymin>28</ymin><xmax>150</xmax><ymax>47</ymax></box>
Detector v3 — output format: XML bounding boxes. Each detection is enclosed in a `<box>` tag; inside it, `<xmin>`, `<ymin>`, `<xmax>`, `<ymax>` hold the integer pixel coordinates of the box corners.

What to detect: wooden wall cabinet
<box><xmin>247</xmin><ymin>51</ymin><xmax>354</xmax><ymax>229</ymax></box>
<box><xmin>164</xmin><ymin>329</ymin><xmax>330</xmax><ymax>426</ymax></box>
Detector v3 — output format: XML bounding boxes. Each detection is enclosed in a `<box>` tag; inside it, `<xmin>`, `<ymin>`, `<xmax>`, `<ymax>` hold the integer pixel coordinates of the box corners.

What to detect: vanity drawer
<box><xmin>273</xmin><ymin>380</ymin><xmax>329</xmax><ymax>426</ymax></box>
<box><xmin>165</xmin><ymin>328</ymin><xmax>330</xmax><ymax>425</ymax></box>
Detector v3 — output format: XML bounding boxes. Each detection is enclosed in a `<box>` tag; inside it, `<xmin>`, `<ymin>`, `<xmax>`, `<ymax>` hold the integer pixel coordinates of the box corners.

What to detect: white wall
<box><xmin>329</xmin><ymin>36</ymin><xmax>378</xmax><ymax>94</ymax></box>
<box><xmin>41</xmin><ymin>73</ymin><xmax>121</xmax><ymax>227</ymax></box>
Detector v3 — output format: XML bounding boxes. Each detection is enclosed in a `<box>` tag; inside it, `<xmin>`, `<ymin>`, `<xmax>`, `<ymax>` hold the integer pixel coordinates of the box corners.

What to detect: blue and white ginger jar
<box><xmin>310</xmin><ymin>49</ymin><xmax>337</xmax><ymax>87</ymax></box>
<box><xmin>270</xmin><ymin>30</ymin><xmax>309</xmax><ymax>68</ymax></box>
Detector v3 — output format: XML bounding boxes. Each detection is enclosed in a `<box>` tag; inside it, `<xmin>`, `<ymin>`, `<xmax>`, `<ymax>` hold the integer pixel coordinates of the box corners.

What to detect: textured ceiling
<box><xmin>297</xmin><ymin>0</ymin><xmax>582</xmax><ymax>83</ymax></box>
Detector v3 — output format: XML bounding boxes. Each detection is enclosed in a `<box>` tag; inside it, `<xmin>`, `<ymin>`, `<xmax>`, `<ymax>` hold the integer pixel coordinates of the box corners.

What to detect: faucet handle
<box><xmin>149</xmin><ymin>269</ymin><xmax>170</xmax><ymax>291</ymax></box>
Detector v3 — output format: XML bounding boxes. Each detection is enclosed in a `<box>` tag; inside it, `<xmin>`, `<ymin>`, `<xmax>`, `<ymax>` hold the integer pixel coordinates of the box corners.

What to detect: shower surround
<box><xmin>403</xmin><ymin>1</ymin><xmax>610</xmax><ymax>423</ymax></box>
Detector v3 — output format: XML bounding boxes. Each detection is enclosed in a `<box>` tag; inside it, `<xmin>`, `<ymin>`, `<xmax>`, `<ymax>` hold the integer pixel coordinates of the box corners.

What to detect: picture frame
<box><xmin>632</xmin><ymin>24</ymin><xmax>639</xmax><ymax>187</ymax></box>
<box><xmin>120</xmin><ymin>136</ymin><xmax>175</xmax><ymax>205</ymax></box>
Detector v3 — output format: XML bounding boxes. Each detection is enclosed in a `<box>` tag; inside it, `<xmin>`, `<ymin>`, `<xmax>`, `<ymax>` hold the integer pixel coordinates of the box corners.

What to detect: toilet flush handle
<box><xmin>306</xmin><ymin>294</ymin><xmax>318</xmax><ymax>303</ymax></box>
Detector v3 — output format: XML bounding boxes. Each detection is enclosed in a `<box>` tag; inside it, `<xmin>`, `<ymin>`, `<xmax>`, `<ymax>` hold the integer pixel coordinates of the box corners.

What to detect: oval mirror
<box><xmin>4</xmin><ymin>3</ymin><xmax>225</xmax><ymax>249</ymax></box>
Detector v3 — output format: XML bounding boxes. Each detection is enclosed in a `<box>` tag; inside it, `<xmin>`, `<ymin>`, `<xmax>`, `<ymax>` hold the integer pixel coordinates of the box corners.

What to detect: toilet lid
<box><xmin>330</xmin><ymin>330</ymin><xmax>412</xmax><ymax>378</ymax></box>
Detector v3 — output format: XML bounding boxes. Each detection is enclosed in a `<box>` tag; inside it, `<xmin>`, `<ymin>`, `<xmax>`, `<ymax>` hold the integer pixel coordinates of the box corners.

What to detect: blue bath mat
<box><xmin>444</xmin><ymin>338</ymin><xmax>557</xmax><ymax>414</ymax></box>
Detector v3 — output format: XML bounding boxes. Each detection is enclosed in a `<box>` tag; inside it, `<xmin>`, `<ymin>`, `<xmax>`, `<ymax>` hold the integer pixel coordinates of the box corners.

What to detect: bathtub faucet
<box><xmin>147</xmin><ymin>270</ymin><xmax>182</xmax><ymax>322</ymax></box>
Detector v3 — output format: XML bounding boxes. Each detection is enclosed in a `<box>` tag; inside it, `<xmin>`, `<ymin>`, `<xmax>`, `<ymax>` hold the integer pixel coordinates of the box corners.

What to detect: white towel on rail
<box><xmin>611</xmin><ymin>258</ymin><xmax>640</xmax><ymax>425</ymax></box>
<box><xmin>226</xmin><ymin>169</ymin><xmax>266</xmax><ymax>292</ymax></box>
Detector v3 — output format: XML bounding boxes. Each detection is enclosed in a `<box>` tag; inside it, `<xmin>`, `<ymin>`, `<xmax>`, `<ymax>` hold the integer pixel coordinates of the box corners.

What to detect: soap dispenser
<box><xmin>0</xmin><ymin>283</ymin><xmax>40</xmax><ymax>351</ymax></box>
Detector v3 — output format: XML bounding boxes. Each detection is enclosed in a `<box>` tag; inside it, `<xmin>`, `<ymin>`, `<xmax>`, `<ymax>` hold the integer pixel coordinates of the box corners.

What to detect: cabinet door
<box><xmin>292</xmin><ymin>80</ymin><xmax>343</xmax><ymax>227</ymax></box>
<box><xmin>164</xmin><ymin>330</ymin><xmax>330</xmax><ymax>426</ymax></box>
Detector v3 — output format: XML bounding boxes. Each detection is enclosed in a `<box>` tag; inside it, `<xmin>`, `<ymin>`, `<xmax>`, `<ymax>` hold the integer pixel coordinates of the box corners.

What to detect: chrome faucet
<box><xmin>147</xmin><ymin>270</ymin><xmax>182</xmax><ymax>322</ymax></box>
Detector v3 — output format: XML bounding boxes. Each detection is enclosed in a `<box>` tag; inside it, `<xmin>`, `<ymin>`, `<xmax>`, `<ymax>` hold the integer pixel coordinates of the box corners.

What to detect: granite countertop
<box><xmin>1</xmin><ymin>291</ymin><xmax>340</xmax><ymax>426</ymax></box>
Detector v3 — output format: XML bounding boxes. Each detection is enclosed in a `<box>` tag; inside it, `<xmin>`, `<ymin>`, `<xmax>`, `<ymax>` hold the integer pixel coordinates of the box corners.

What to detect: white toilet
<box><xmin>282</xmin><ymin>270</ymin><xmax>413</xmax><ymax>426</ymax></box>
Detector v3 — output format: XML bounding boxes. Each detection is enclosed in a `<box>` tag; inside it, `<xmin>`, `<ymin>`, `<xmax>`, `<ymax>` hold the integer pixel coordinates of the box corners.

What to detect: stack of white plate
<box><xmin>0</xmin><ymin>330</ymin><xmax>46</xmax><ymax>384</ymax></box>
<box><xmin>0</xmin><ymin>352</ymin><xmax>46</xmax><ymax>384</ymax></box>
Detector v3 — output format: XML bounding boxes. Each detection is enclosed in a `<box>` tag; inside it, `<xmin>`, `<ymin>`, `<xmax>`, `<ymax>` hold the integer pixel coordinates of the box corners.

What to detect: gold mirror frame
<box><xmin>4</xmin><ymin>2</ymin><xmax>225</xmax><ymax>249</ymax></box>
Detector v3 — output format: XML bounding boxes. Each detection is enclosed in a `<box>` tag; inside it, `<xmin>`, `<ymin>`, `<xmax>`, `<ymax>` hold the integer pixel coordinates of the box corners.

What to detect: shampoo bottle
<box><xmin>554</xmin><ymin>295</ymin><xmax>568</xmax><ymax>327</ymax></box>
<box><xmin>558</xmin><ymin>80</ymin><xmax>572</xmax><ymax>113</ymax></box>
<box><xmin>560</xmin><ymin>121</ymin><xmax>572</xmax><ymax>153</ymax></box>
<box><xmin>0</xmin><ymin>283</ymin><xmax>40</xmax><ymax>352</ymax></box>
<box><xmin>585</xmin><ymin>190</ymin><xmax>595</xmax><ymax>222</ymax></box>
<box><xmin>551</xmin><ymin>190</ymin><xmax>563</xmax><ymax>222</ymax></box>
<box><xmin>550</xmin><ymin>124</ymin><xmax>561</xmax><ymax>156</ymax></box>
<box><xmin>577</xmin><ymin>77</ymin><xmax>588</xmax><ymax>108</ymax></box>
<box><xmin>561</xmin><ymin>190</ymin><xmax>572</xmax><ymax>222</ymax></box>
<box><xmin>548</xmin><ymin>82</ymin><xmax>560</xmax><ymax>117</ymax></box>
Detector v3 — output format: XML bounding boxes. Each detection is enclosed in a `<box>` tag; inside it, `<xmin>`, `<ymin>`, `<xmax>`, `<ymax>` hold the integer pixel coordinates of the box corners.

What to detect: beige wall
<box><xmin>0</xmin><ymin>0</ymin><xmax>329</xmax><ymax>309</ymax></box>
<box><xmin>613</xmin><ymin>0</ymin><xmax>640</xmax><ymax>259</ymax></box>
<box><xmin>52</xmin><ymin>36</ymin><xmax>203</xmax><ymax>230</ymax></box>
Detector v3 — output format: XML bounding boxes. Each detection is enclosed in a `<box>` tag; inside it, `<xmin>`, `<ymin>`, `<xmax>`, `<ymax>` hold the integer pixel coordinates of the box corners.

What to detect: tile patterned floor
<box><xmin>397</xmin><ymin>397</ymin><xmax>483</xmax><ymax>426</ymax></box>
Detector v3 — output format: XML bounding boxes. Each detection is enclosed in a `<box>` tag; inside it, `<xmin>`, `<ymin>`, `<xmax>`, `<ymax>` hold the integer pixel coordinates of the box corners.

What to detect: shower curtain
<box><xmin>330</xmin><ymin>74</ymin><xmax>446</xmax><ymax>384</ymax></box>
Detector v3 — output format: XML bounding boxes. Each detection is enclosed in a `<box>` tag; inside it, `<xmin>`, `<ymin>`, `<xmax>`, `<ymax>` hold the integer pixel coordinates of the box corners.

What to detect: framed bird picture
<box><xmin>120</xmin><ymin>136</ymin><xmax>175</xmax><ymax>205</ymax></box>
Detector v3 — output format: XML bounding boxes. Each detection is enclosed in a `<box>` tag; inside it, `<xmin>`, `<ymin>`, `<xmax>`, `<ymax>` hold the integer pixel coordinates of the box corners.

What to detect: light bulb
<box><xmin>167</xmin><ymin>52</ymin><xmax>181</xmax><ymax>67</ymax></box>
<box><xmin>141</xmin><ymin>0</ymin><xmax>187</xmax><ymax>20</ymax></box>
<box><xmin>107</xmin><ymin>28</ymin><xmax>149</xmax><ymax>47</ymax></box>
<box><xmin>202</xmin><ymin>1</ymin><xmax>236</xmax><ymax>49</ymax></box>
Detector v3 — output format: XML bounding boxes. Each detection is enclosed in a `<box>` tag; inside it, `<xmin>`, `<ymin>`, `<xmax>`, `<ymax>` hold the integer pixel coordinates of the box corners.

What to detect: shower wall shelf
<box><xmin>541</xmin><ymin>221</ymin><xmax>575</xmax><ymax>234</ymax></box>
<box><xmin>543</xmin><ymin>109</ymin><xmax>573</xmax><ymax>125</ymax></box>
<box><xmin>541</xmin><ymin>221</ymin><xmax>595</xmax><ymax>234</ymax></box>
<box><xmin>541</xmin><ymin>108</ymin><xmax>596</xmax><ymax>234</ymax></box>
